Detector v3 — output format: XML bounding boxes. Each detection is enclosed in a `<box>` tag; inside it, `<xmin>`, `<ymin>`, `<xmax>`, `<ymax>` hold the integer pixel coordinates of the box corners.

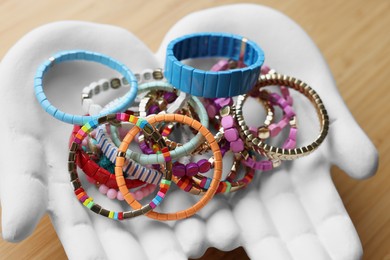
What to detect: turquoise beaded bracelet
<box><xmin>164</xmin><ymin>32</ymin><xmax>265</xmax><ymax>98</ymax></box>
<box><xmin>34</xmin><ymin>50</ymin><xmax>138</xmax><ymax>125</ymax></box>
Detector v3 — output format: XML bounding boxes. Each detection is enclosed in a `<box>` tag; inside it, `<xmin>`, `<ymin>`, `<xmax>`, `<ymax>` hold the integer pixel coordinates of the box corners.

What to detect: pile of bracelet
<box><xmin>34</xmin><ymin>32</ymin><xmax>329</xmax><ymax>221</ymax></box>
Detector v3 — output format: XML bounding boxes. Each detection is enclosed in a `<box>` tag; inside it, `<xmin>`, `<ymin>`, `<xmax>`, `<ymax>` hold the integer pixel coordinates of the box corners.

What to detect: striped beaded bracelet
<box><xmin>69</xmin><ymin>125</ymin><xmax>146</xmax><ymax>190</ymax></box>
<box><xmin>35</xmin><ymin>50</ymin><xmax>138</xmax><ymax>125</ymax></box>
<box><xmin>68</xmin><ymin>113</ymin><xmax>172</xmax><ymax>220</ymax></box>
<box><xmin>115</xmin><ymin>114</ymin><xmax>222</xmax><ymax>221</ymax></box>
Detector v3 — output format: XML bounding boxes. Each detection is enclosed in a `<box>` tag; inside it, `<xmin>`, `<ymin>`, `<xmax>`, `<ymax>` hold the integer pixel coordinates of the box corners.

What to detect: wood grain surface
<box><xmin>0</xmin><ymin>0</ymin><xmax>389</xmax><ymax>259</ymax></box>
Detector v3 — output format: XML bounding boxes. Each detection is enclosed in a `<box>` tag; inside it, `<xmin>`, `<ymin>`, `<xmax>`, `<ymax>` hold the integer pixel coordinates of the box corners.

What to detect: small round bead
<box><xmin>141</xmin><ymin>186</ymin><xmax>150</xmax><ymax>196</ymax></box>
<box><xmin>99</xmin><ymin>184</ymin><xmax>109</xmax><ymax>194</ymax></box>
<box><xmin>82</xmin><ymin>138</ymin><xmax>88</xmax><ymax>147</ymax></box>
<box><xmin>117</xmin><ymin>191</ymin><xmax>124</xmax><ymax>201</ymax></box>
<box><xmin>134</xmin><ymin>190</ymin><xmax>144</xmax><ymax>201</ymax></box>
<box><xmin>107</xmin><ymin>189</ymin><xmax>118</xmax><ymax>200</ymax></box>
<box><xmin>261</xmin><ymin>65</ymin><xmax>271</xmax><ymax>74</ymax></box>
<box><xmin>148</xmin><ymin>184</ymin><xmax>157</xmax><ymax>194</ymax></box>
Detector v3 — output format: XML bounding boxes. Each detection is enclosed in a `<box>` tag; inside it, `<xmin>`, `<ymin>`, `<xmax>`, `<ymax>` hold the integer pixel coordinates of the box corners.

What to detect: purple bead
<box><xmin>148</xmin><ymin>104</ymin><xmax>160</xmax><ymax>115</ymax></box>
<box><xmin>289</xmin><ymin>128</ymin><xmax>298</xmax><ymax>140</ymax></box>
<box><xmin>225</xmin><ymin>128</ymin><xmax>239</xmax><ymax>142</ymax></box>
<box><xmin>283</xmin><ymin>138</ymin><xmax>296</xmax><ymax>149</ymax></box>
<box><xmin>280</xmin><ymin>86</ymin><xmax>290</xmax><ymax>98</ymax></box>
<box><xmin>163</xmin><ymin>92</ymin><xmax>177</xmax><ymax>103</ymax></box>
<box><xmin>270</xmin><ymin>93</ymin><xmax>280</xmax><ymax>103</ymax></box>
<box><xmin>214</xmin><ymin>98</ymin><xmax>233</xmax><ymax>108</ymax></box>
<box><xmin>249</xmin><ymin>126</ymin><xmax>258</xmax><ymax>136</ymax></box>
<box><xmin>173</xmin><ymin>162</ymin><xmax>186</xmax><ymax>177</ymax></box>
<box><xmin>221</xmin><ymin>116</ymin><xmax>234</xmax><ymax>129</ymax></box>
<box><xmin>198</xmin><ymin>159</ymin><xmax>211</xmax><ymax>173</ymax></box>
<box><xmin>242</xmin><ymin>157</ymin><xmax>255</xmax><ymax>169</ymax></box>
<box><xmin>279</xmin><ymin>98</ymin><xmax>289</xmax><ymax>108</ymax></box>
<box><xmin>261</xmin><ymin>65</ymin><xmax>271</xmax><ymax>75</ymax></box>
<box><xmin>284</xmin><ymin>106</ymin><xmax>295</xmax><ymax>118</ymax></box>
<box><xmin>206</xmin><ymin>104</ymin><xmax>217</xmax><ymax>118</ymax></box>
<box><xmin>278</xmin><ymin>117</ymin><xmax>289</xmax><ymax>129</ymax></box>
<box><xmin>230</xmin><ymin>139</ymin><xmax>244</xmax><ymax>152</ymax></box>
<box><xmin>268</xmin><ymin>124</ymin><xmax>281</xmax><ymax>137</ymax></box>
<box><xmin>210</xmin><ymin>60</ymin><xmax>229</xmax><ymax>72</ymax></box>
<box><xmin>186</xmin><ymin>162</ymin><xmax>199</xmax><ymax>177</ymax></box>
<box><xmin>286</xmin><ymin>96</ymin><xmax>293</xmax><ymax>106</ymax></box>
<box><xmin>261</xmin><ymin>161</ymin><xmax>273</xmax><ymax>171</ymax></box>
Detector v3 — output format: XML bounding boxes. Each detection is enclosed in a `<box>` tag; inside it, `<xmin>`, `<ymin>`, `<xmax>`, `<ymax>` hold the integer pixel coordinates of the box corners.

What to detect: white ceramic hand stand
<box><xmin>0</xmin><ymin>4</ymin><xmax>378</xmax><ymax>260</ymax></box>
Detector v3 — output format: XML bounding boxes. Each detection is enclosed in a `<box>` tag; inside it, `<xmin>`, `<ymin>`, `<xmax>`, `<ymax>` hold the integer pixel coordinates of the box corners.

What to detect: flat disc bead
<box><xmin>221</xmin><ymin>116</ymin><xmax>234</xmax><ymax>129</ymax></box>
<box><xmin>186</xmin><ymin>162</ymin><xmax>199</xmax><ymax>177</ymax></box>
<box><xmin>198</xmin><ymin>159</ymin><xmax>211</xmax><ymax>173</ymax></box>
<box><xmin>173</xmin><ymin>162</ymin><xmax>186</xmax><ymax>177</ymax></box>
<box><xmin>163</xmin><ymin>92</ymin><xmax>177</xmax><ymax>103</ymax></box>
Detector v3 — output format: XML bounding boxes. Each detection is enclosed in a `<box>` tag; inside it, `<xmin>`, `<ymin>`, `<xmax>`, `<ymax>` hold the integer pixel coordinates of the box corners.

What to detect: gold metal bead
<box><xmin>110</xmin><ymin>78</ymin><xmax>121</xmax><ymax>89</ymax></box>
<box><xmin>219</xmin><ymin>105</ymin><xmax>231</xmax><ymax>117</ymax></box>
<box><xmin>117</xmin><ymin>151</ymin><xmax>126</xmax><ymax>157</ymax></box>
<box><xmin>258</xmin><ymin>126</ymin><xmax>270</xmax><ymax>139</ymax></box>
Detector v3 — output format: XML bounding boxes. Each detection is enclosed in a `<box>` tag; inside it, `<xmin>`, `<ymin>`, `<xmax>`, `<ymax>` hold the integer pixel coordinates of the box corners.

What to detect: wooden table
<box><xmin>0</xmin><ymin>1</ymin><xmax>388</xmax><ymax>259</ymax></box>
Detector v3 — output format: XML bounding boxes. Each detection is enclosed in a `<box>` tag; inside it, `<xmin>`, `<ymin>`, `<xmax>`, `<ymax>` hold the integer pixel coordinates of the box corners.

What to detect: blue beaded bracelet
<box><xmin>34</xmin><ymin>50</ymin><xmax>138</xmax><ymax>125</ymax></box>
<box><xmin>164</xmin><ymin>32</ymin><xmax>265</xmax><ymax>98</ymax></box>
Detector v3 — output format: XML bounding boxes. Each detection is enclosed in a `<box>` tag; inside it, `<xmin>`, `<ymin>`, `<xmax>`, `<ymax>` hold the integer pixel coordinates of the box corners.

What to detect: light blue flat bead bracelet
<box><xmin>97</xmin><ymin>81</ymin><xmax>209</xmax><ymax>166</ymax></box>
<box><xmin>34</xmin><ymin>50</ymin><xmax>138</xmax><ymax>125</ymax></box>
<box><xmin>164</xmin><ymin>32</ymin><xmax>265</xmax><ymax>98</ymax></box>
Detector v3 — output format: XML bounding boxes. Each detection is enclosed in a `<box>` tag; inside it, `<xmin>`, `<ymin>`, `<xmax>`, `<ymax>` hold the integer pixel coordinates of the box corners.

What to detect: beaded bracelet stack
<box><xmin>34</xmin><ymin>32</ymin><xmax>329</xmax><ymax>221</ymax></box>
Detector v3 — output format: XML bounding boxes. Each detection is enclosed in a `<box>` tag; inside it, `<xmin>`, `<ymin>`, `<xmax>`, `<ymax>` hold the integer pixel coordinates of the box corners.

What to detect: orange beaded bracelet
<box><xmin>115</xmin><ymin>113</ymin><xmax>223</xmax><ymax>221</ymax></box>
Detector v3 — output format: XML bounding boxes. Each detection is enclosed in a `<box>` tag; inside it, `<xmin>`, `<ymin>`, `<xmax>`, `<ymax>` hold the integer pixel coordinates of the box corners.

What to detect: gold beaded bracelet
<box><xmin>236</xmin><ymin>73</ymin><xmax>329</xmax><ymax>160</ymax></box>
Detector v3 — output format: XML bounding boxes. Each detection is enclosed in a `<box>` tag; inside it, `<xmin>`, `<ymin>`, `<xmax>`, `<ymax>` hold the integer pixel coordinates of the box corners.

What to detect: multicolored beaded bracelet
<box><xmin>239</xmin><ymin>73</ymin><xmax>329</xmax><ymax>160</ymax></box>
<box><xmin>115</xmin><ymin>114</ymin><xmax>223</xmax><ymax>221</ymax></box>
<box><xmin>69</xmin><ymin>125</ymin><xmax>145</xmax><ymax>190</ymax></box>
<box><xmin>68</xmin><ymin>113</ymin><xmax>172</xmax><ymax>220</ymax></box>
<box><xmin>35</xmin><ymin>50</ymin><xmax>138</xmax><ymax>125</ymax></box>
